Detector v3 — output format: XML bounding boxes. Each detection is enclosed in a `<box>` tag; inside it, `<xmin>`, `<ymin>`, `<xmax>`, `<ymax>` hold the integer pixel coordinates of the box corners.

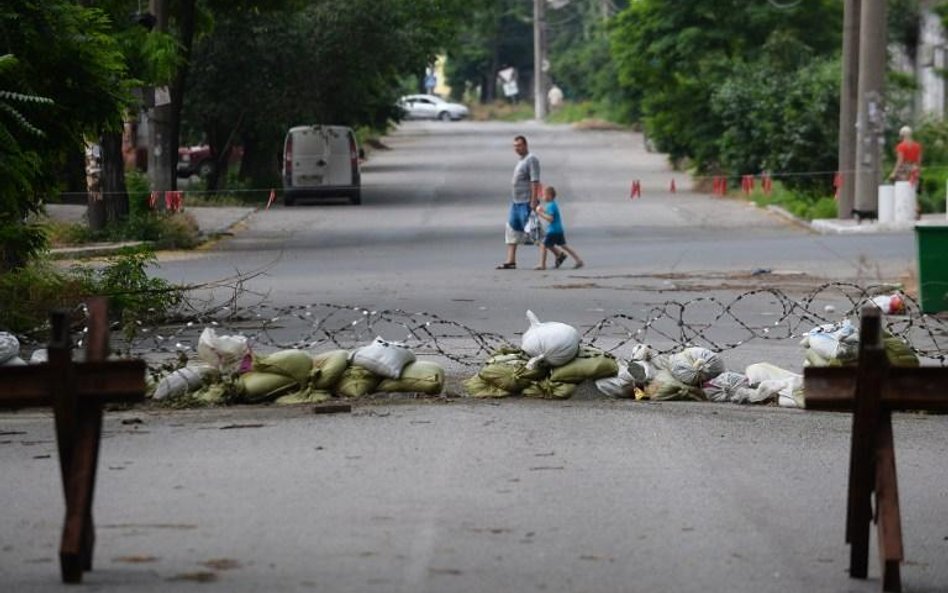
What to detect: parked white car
<box><xmin>397</xmin><ymin>94</ymin><xmax>469</xmax><ymax>121</ymax></box>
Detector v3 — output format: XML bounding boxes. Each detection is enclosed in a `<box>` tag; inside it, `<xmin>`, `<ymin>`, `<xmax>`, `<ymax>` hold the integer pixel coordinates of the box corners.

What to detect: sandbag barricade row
<box><xmin>0</xmin><ymin>298</ymin><xmax>146</xmax><ymax>583</ymax></box>
<box><xmin>804</xmin><ymin>306</ymin><xmax>948</xmax><ymax>593</ymax></box>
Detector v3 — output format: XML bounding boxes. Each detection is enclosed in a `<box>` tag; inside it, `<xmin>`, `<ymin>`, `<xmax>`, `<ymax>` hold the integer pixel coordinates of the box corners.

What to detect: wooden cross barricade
<box><xmin>0</xmin><ymin>297</ymin><xmax>145</xmax><ymax>583</ymax></box>
<box><xmin>804</xmin><ymin>306</ymin><xmax>948</xmax><ymax>593</ymax></box>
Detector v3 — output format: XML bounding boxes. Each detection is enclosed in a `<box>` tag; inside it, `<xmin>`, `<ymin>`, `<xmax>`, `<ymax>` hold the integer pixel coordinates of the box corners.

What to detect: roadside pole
<box><xmin>147</xmin><ymin>0</ymin><xmax>174</xmax><ymax>206</ymax></box>
<box><xmin>837</xmin><ymin>0</ymin><xmax>860</xmax><ymax>219</ymax></box>
<box><xmin>533</xmin><ymin>0</ymin><xmax>547</xmax><ymax>121</ymax></box>
<box><xmin>853</xmin><ymin>0</ymin><xmax>887</xmax><ymax>215</ymax></box>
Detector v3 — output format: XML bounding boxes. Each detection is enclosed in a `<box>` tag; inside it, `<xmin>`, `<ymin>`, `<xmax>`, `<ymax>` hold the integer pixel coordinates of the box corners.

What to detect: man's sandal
<box><xmin>496</xmin><ymin>262</ymin><xmax>516</xmax><ymax>269</ymax></box>
<box><xmin>554</xmin><ymin>253</ymin><xmax>567</xmax><ymax>269</ymax></box>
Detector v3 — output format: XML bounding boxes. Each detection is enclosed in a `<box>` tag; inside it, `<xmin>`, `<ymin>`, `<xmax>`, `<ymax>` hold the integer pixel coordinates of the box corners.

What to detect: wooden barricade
<box><xmin>0</xmin><ymin>297</ymin><xmax>145</xmax><ymax>583</ymax></box>
<box><xmin>805</xmin><ymin>306</ymin><xmax>948</xmax><ymax>593</ymax></box>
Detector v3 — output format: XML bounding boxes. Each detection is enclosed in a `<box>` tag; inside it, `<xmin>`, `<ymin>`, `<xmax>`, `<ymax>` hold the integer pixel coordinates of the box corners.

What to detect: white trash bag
<box><xmin>800</xmin><ymin>319</ymin><xmax>859</xmax><ymax>366</ymax></box>
<box><xmin>703</xmin><ymin>371</ymin><xmax>762</xmax><ymax>404</ymax></box>
<box><xmin>521</xmin><ymin>310</ymin><xmax>580</xmax><ymax>369</ymax></box>
<box><xmin>197</xmin><ymin>327</ymin><xmax>251</xmax><ymax>373</ymax></box>
<box><xmin>350</xmin><ymin>337</ymin><xmax>416</xmax><ymax>379</ymax></box>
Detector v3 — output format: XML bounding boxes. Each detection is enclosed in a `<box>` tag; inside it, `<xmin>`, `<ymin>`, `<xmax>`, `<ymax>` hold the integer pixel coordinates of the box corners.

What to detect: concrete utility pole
<box><xmin>853</xmin><ymin>0</ymin><xmax>887</xmax><ymax>214</ymax></box>
<box><xmin>148</xmin><ymin>0</ymin><xmax>174</xmax><ymax>199</ymax></box>
<box><xmin>534</xmin><ymin>0</ymin><xmax>547</xmax><ymax>120</ymax></box>
<box><xmin>837</xmin><ymin>0</ymin><xmax>860</xmax><ymax>219</ymax></box>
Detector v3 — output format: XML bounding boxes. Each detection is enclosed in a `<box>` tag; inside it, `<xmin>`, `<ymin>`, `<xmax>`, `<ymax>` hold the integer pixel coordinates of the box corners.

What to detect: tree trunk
<box><xmin>168</xmin><ymin>0</ymin><xmax>197</xmax><ymax>192</ymax></box>
<box><xmin>100</xmin><ymin>131</ymin><xmax>129</xmax><ymax>223</ymax></box>
<box><xmin>239</xmin><ymin>134</ymin><xmax>280</xmax><ymax>201</ymax></box>
<box><xmin>85</xmin><ymin>143</ymin><xmax>106</xmax><ymax>232</ymax></box>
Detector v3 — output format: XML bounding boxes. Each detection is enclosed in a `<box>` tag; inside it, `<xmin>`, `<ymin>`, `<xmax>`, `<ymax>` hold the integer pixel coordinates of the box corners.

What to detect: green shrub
<box><xmin>0</xmin><ymin>248</ymin><xmax>182</xmax><ymax>336</ymax></box>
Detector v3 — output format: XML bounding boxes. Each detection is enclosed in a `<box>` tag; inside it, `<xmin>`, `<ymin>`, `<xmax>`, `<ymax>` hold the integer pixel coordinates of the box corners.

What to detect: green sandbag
<box><xmin>377</xmin><ymin>360</ymin><xmax>445</xmax><ymax>394</ymax></box>
<box><xmin>522</xmin><ymin>379</ymin><xmax>577</xmax><ymax>399</ymax></box>
<box><xmin>274</xmin><ymin>388</ymin><xmax>332</xmax><ymax>405</ymax></box>
<box><xmin>238</xmin><ymin>371</ymin><xmax>299</xmax><ymax>402</ymax></box>
<box><xmin>884</xmin><ymin>333</ymin><xmax>919</xmax><ymax>367</ymax></box>
<box><xmin>312</xmin><ymin>350</ymin><xmax>350</xmax><ymax>389</ymax></box>
<box><xmin>463</xmin><ymin>375</ymin><xmax>513</xmax><ymax>398</ymax></box>
<box><xmin>549</xmin><ymin>346</ymin><xmax>619</xmax><ymax>383</ymax></box>
<box><xmin>644</xmin><ymin>370</ymin><xmax>706</xmax><ymax>401</ymax></box>
<box><xmin>253</xmin><ymin>349</ymin><xmax>314</xmax><ymax>385</ymax></box>
<box><xmin>478</xmin><ymin>352</ymin><xmax>548</xmax><ymax>392</ymax></box>
<box><xmin>335</xmin><ymin>364</ymin><xmax>381</xmax><ymax>398</ymax></box>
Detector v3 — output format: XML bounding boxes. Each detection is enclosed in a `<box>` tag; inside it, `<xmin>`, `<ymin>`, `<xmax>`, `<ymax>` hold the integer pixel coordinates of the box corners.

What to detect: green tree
<box><xmin>0</xmin><ymin>1</ymin><xmax>128</xmax><ymax>270</ymax></box>
<box><xmin>444</xmin><ymin>0</ymin><xmax>532</xmax><ymax>103</ymax></box>
<box><xmin>609</xmin><ymin>0</ymin><xmax>841</xmax><ymax>170</ymax></box>
<box><xmin>184</xmin><ymin>0</ymin><xmax>465</xmax><ymax>190</ymax></box>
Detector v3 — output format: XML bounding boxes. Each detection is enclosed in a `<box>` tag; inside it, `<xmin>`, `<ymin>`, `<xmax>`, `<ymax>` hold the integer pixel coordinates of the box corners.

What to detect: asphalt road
<box><xmin>5</xmin><ymin>121</ymin><xmax>946</xmax><ymax>593</ymax></box>
<box><xmin>152</xmin><ymin>120</ymin><xmax>921</xmax><ymax>370</ymax></box>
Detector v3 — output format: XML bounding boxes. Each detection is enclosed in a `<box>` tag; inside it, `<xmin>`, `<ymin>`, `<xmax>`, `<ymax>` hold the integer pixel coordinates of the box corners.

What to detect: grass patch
<box><xmin>46</xmin><ymin>211</ymin><xmax>201</xmax><ymax>250</ymax></box>
<box><xmin>745</xmin><ymin>181</ymin><xmax>838</xmax><ymax>220</ymax></box>
<box><xmin>470</xmin><ymin>101</ymin><xmax>535</xmax><ymax>122</ymax></box>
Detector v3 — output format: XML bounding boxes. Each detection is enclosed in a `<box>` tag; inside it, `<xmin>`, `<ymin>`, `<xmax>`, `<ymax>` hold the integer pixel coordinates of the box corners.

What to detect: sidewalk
<box><xmin>44</xmin><ymin>204</ymin><xmax>257</xmax><ymax>259</ymax></box>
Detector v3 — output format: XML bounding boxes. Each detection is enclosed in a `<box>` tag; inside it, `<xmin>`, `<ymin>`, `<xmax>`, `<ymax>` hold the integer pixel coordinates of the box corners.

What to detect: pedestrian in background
<box><xmin>533</xmin><ymin>185</ymin><xmax>583</xmax><ymax>270</ymax></box>
<box><xmin>889</xmin><ymin>125</ymin><xmax>922</xmax><ymax>185</ymax></box>
<box><xmin>497</xmin><ymin>135</ymin><xmax>540</xmax><ymax>269</ymax></box>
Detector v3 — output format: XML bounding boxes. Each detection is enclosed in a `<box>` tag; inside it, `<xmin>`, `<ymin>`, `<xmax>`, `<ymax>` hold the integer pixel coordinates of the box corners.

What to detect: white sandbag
<box><xmin>520</xmin><ymin>310</ymin><xmax>580</xmax><ymax>369</ymax></box>
<box><xmin>197</xmin><ymin>328</ymin><xmax>251</xmax><ymax>373</ymax></box>
<box><xmin>703</xmin><ymin>371</ymin><xmax>761</xmax><ymax>404</ymax></box>
<box><xmin>800</xmin><ymin>320</ymin><xmax>859</xmax><ymax>365</ymax></box>
<box><xmin>595</xmin><ymin>362</ymin><xmax>647</xmax><ymax>398</ymax></box>
<box><xmin>1</xmin><ymin>356</ymin><xmax>26</xmax><ymax>366</ymax></box>
<box><xmin>153</xmin><ymin>364</ymin><xmax>218</xmax><ymax>400</ymax></box>
<box><xmin>745</xmin><ymin>362</ymin><xmax>804</xmax><ymax>408</ymax></box>
<box><xmin>30</xmin><ymin>348</ymin><xmax>48</xmax><ymax>363</ymax></box>
<box><xmin>667</xmin><ymin>347</ymin><xmax>725</xmax><ymax>386</ymax></box>
<box><xmin>350</xmin><ymin>337</ymin><xmax>415</xmax><ymax>379</ymax></box>
<box><xmin>0</xmin><ymin>332</ymin><xmax>19</xmax><ymax>364</ymax></box>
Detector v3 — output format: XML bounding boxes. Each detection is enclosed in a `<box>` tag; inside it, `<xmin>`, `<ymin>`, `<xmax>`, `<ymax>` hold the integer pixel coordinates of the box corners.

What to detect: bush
<box><xmin>0</xmin><ymin>248</ymin><xmax>182</xmax><ymax>337</ymax></box>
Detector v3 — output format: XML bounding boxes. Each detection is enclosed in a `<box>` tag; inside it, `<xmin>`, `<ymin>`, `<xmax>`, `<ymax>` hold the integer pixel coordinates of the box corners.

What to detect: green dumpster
<box><xmin>915</xmin><ymin>224</ymin><xmax>948</xmax><ymax>313</ymax></box>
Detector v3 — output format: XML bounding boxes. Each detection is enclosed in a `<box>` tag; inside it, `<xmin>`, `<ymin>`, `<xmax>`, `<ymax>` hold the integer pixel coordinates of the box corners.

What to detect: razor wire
<box><xmin>59</xmin><ymin>281</ymin><xmax>947</xmax><ymax>368</ymax></box>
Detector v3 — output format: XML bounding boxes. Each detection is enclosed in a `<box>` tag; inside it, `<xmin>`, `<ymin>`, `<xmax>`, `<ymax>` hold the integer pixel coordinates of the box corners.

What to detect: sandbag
<box><xmin>521</xmin><ymin>378</ymin><xmax>577</xmax><ymax>400</ymax></box>
<box><xmin>884</xmin><ymin>333</ymin><xmax>919</xmax><ymax>367</ymax></box>
<box><xmin>377</xmin><ymin>360</ymin><xmax>445</xmax><ymax>394</ymax></box>
<box><xmin>350</xmin><ymin>337</ymin><xmax>415</xmax><ymax>379</ymax></box>
<box><xmin>0</xmin><ymin>332</ymin><xmax>20</xmax><ymax>364</ymax></box>
<box><xmin>312</xmin><ymin>350</ymin><xmax>350</xmax><ymax>389</ymax></box>
<box><xmin>253</xmin><ymin>349</ymin><xmax>314</xmax><ymax>385</ymax></box>
<box><xmin>478</xmin><ymin>351</ymin><xmax>548</xmax><ymax>392</ymax></box>
<box><xmin>521</xmin><ymin>310</ymin><xmax>580</xmax><ymax>369</ymax></box>
<box><xmin>463</xmin><ymin>375</ymin><xmax>513</xmax><ymax>398</ymax></box>
<box><xmin>550</xmin><ymin>346</ymin><xmax>619</xmax><ymax>383</ymax></box>
<box><xmin>595</xmin><ymin>361</ymin><xmax>647</xmax><ymax>398</ymax></box>
<box><xmin>274</xmin><ymin>389</ymin><xmax>332</xmax><ymax>405</ymax></box>
<box><xmin>667</xmin><ymin>347</ymin><xmax>725</xmax><ymax>386</ymax></box>
<box><xmin>745</xmin><ymin>363</ymin><xmax>803</xmax><ymax>408</ymax></box>
<box><xmin>153</xmin><ymin>364</ymin><xmax>218</xmax><ymax>400</ymax></box>
<box><xmin>237</xmin><ymin>371</ymin><xmax>299</xmax><ymax>402</ymax></box>
<box><xmin>703</xmin><ymin>371</ymin><xmax>762</xmax><ymax>404</ymax></box>
<box><xmin>335</xmin><ymin>364</ymin><xmax>381</xmax><ymax>398</ymax></box>
<box><xmin>643</xmin><ymin>370</ymin><xmax>706</xmax><ymax>401</ymax></box>
<box><xmin>197</xmin><ymin>327</ymin><xmax>251</xmax><ymax>373</ymax></box>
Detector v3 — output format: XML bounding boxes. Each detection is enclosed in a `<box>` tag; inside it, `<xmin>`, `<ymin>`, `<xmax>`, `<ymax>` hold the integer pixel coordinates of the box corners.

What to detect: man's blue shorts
<box><xmin>507</xmin><ymin>202</ymin><xmax>530</xmax><ymax>232</ymax></box>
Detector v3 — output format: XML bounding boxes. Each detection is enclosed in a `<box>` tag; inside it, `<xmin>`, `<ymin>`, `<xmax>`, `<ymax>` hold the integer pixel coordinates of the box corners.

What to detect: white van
<box><xmin>282</xmin><ymin>125</ymin><xmax>362</xmax><ymax>205</ymax></box>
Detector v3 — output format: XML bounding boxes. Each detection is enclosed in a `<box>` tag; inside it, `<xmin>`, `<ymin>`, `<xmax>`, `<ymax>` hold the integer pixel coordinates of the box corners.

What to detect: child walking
<box><xmin>534</xmin><ymin>185</ymin><xmax>584</xmax><ymax>270</ymax></box>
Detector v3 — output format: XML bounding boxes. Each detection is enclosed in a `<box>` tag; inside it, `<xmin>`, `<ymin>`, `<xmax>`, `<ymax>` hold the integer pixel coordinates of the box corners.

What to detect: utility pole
<box><xmin>853</xmin><ymin>0</ymin><xmax>887</xmax><ymax>215</ymax></box>
<box><xmin>533</xmin><ymin>0</ymin><xmax>547</xmax><ymax>120</ymax></box>
<box><xmin>148</xmin><ymin>0</ymin><xmax>174</xmax><ymax>200</ymax></box>
<box><xmin>837</xmin><ymin>0</ymin><xmax>860</xmax><ymax>219</ymax></box>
